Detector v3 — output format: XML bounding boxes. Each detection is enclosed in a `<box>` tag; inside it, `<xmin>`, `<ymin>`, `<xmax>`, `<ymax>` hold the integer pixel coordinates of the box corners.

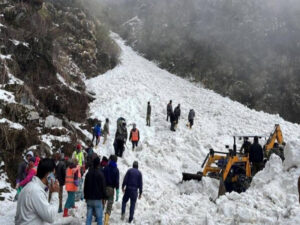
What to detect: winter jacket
<box><xmin>72</xmin><ymin>150</ymin><xmax>84</xmax><ymax>167</ymax></box>
<box><xmin>55</xmin><ymin>159</ymin><xmax>66</xmax><ymax>186</ymax></box>
<box><xmin>15</xmin><ymin>176</ymin><xmax>58</xmax><ymax>225</ymax></box>
<box><xmin>19</xmin><ymin>167</ymin><xmax>37</xmax><ymax>187</ymax></box>
<box><xmin>129</xmin><ymin>128</ymin><xmax>140</xmax><ymax>142</ymax></box>
<box><xmin>103</xmin><ymin>122</ymin><xmax>109</xmax><ymax>135</ymax></box>
<box><xmin>240</xmin><ymin>141</ymin><xmax>251</xmax><ymax>154</ymax></box>
<box><xmin>249</xmin><ymin>143</ymin><xmax>264</xmax><ymax>163</ymax></box>
<box><xmin>122</xmin><ymin>168</ymin><xmax>143</xmax><ymax>195</ymax></box>
<box><xmin>84</xmin><ymin>167</ymin><xmax>106</xmax><ymax>200</ymax></box>
<box><xmin>170</xmin><ymin>111</ymin><xmax>176</xmax><ymax>123</ymax></box>
<box><xmin>167</xmin><ymin>103</ymin><xmax>172</xmax><ymax>115</ymax></box>
<box><xmin>103</xmin><ymin>161</ymin><xmax>120</xmax><ymax>189</ymax></box>
<box><xmin>174</xmin><ymin>106</ymin><xmax>181</xmax><ymax>119</ymax></box>
<box><xmin>115</xmin><ymin>127</ymin><xmax>128</xmax><ymax>142</ymax></box>
<box><xmin>16</xmin><ymin>161</ymin><xmax>28</xmax><ymax>184</ymax></box>
<box><xmin>188</xmin><ymin>110</ymin><xmax>195</xmax><ymax>120</ymax></box>
<box><xmin>86</xmin><ymin>148</ymin><xmax>98</xmax><ymax>170</ymax></box>
<box><xmin>93</xmin><ymin>124</ymin><xmax>101</xmax><ymax>136</ymax></box>
<box><xmin>147</xmin><ymin>104</ymin><xmax>151</xmax><ymax>116</ymax></box>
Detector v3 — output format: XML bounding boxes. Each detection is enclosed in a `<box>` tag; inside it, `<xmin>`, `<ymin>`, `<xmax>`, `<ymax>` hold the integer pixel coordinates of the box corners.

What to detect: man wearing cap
<box><xmin>121</xmin><ymin>161</ymin><xmax>143</xmax><ymax>223</ymax></box>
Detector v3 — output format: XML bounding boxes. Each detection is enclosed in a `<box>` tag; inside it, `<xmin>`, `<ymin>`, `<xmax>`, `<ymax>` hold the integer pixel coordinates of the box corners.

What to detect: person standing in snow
<box><xmin>63</xmin><ymin>158</ymin><xmax>80</xmax><ymax>217</ymax></box>
<box><xmin>15</xmin><ymin>151</ymin><xmax>34</xmax><ymax>201</ymax></box>
<box><xmin>174</xmin><ymin>104</ymin><xmax>181</xmax><ymax>127</ymax></box>
<box><xmin>15</xmin><ymin>158</ymin><xmax>59</xmax><ymax>225</ymax></box>
<box><xmin>240</xmin><ymin>137</ymin><xmax>251</xmax><ymax>155</ymax></box>
<box><xmin>55</xmin><ymin>151</ymin><xmax>66</xmax><ymax>213</ymax></box>
<box><xmin>114</xmin><ymin>118</ymin><xmax>128</xmax><ymax>158</ymax></box>
<box><xmin>121</xmin><ymin>161</ymin><xmax>143</xmax><ymax>223</ymax></box>
<box><xmin>146</xmin><ymin>101</ymin><xmax>151</xmax><ymax>126</ymax></box>
<box><xmin>84</xmin><ymin>156</ymin><xmax>106</xmax><ymax>225</ymax></box>
<box><xmin>249</xmin><ymin>136</ymin><xmax>264</xmax><ymax>175</ymax></box>
<box><xmin>166</xmin><ymin>100</ymin><xmax>173</xmax><ymax>121</ymax></box>
<box><xmin>170</xmin><ymin>111</ymin><xmax>176</xmax><ymax>131</ymax></box>
<box><xmin>103</xmin><ymin>118</ymin><xmax>110</xmax><ymax>145</ymax></box>
<box><xmin>17</xmin><ymin>157</ymin><xmax>37</xmax><ymax>189</ymax></box>
<box><xmin>103</xmin><ymin>155</ymin><xmax>120</xmax><ymax>225</ymax></box>
<box><xmin>188</xmin><ymin>109</ymin><xmax>195</xmax><ymax>129</ymax></box>
<box><xmin>129</xmin><ymin>123</ymin><xmax>140</xmax><ymax>151</ymax></box>
<box><xmin>72</xmin><ymin>144</ymin><xmax>85</xmax><ymax>201</ymax></box>
<box><xmin>92</xmin><ymin>122</ymin><xmax>102</xmax><ymax>147</ymax></box>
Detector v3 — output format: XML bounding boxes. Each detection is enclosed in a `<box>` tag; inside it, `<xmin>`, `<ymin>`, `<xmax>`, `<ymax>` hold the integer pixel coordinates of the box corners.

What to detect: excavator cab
<box><xmin>263</xmin><ymin>124</ymin><xmax>285</xmax><ymax>160</ymax></box>
<box><xmin>182</xmin><ymin>137</ymin><xmax>252</xmax><ymax>196</ymax></box>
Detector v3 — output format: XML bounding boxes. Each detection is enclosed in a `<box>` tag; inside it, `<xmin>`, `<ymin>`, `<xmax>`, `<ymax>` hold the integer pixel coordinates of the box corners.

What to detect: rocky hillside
<box><xmin>0</xmin><ymin>0</ymin><xmax>119</xmax><ymax>187</ymax></box>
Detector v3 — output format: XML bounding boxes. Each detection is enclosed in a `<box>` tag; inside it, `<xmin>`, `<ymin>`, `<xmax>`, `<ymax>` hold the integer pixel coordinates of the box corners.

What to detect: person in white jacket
<box><xmin>15</xmin><ymin>158</ymin><xmax>59</xmax><ymax>225</ymax></box>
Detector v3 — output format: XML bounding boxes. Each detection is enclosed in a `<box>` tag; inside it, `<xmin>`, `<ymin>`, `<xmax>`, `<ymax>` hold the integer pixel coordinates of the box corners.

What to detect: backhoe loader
<box><xmin>182</xmin><ymin>136</ymin><xmax>252</xmax><ymax>196</ymax></box>
<box><xmin>182</xmin><ymin>124</ymin><xmax>285</xmax><ymax>196</ymax></box>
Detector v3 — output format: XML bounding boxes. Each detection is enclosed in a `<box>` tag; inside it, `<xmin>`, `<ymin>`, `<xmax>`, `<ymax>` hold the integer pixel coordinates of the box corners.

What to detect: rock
<box><xmin>27</xmin><ymin>111</ymin><xmax>39</xmax><ymax>121</ymax></box>
<box><xmin>4</xmin><ymin>6</ymin><xmax>17</xmax><ymax>22</ymax></box>
<box><xmin>45</xmin><ymin>115</ymin><xmax>62</xmax><ymax>128</ymax></box>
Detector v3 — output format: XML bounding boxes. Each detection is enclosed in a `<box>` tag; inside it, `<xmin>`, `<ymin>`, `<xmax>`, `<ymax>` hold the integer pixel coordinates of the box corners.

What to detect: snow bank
<box><xmin>0</xmin><ymin>89</ymin><xmax>15</xmax><ymax>103</ymax></box>
<box><xmin>0</xmin><ymin>118</ymin><xmax>24</xmax><ymax>130</ymax></box>
<box><xmin>45</xmin><ymin>115</ymin><xmax>63</xmax><ymax>128</ymax></box>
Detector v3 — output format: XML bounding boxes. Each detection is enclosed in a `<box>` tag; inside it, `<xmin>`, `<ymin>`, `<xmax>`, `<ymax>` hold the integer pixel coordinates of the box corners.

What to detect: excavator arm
<box><xmin>264</xmin><ymin>124</ymin><xmax>284</xmax><ymax>151</ymax></box>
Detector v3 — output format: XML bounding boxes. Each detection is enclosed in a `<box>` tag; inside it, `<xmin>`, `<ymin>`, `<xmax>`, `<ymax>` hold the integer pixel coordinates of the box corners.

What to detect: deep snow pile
<box><xmin>1</xmin><ymin>34</ymin><xmax>300</xmax><ymax>225</ymax></box>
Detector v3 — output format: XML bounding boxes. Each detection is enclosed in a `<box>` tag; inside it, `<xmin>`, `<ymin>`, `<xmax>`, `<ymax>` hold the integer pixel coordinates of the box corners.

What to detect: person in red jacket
<box><xmin>129</xmin><ymin>124</ymin><xmax>140</xmax><ymax>151</ymax></box>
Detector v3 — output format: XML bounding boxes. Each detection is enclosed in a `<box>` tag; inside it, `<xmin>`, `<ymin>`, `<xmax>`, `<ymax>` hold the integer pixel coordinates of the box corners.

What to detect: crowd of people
<box><xmin>14</xmin><ymin>100</ymin><xmax>197</xmax><ymax>225</ymax></box>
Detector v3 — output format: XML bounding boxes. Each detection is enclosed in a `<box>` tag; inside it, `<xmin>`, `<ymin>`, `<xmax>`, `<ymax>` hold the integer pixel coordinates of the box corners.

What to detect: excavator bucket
<box><xmin>182</xmin><ymin>172</ymin><xmax>203</xmax><ymax>181</ymax></box>
<box><xmin>218</xmin><ymin>177</ymin><xmax>227</xmax><ymax>197</ymax></box>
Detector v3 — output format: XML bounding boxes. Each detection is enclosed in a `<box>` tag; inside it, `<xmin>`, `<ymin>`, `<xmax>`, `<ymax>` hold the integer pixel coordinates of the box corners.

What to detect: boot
<box><xmin>121</xmin><ymin>214</ymin><xmax>125</xmax><ymax>221</ymax></box>
<box><xmin>104</xmin><ymin>213</ymin><xmax>110</xmax><ymax>225</ymax></box>
<box><xmin>63</xmin><ymin>208</ymin><xmax>69</xmax><ymax>217</ymax></box>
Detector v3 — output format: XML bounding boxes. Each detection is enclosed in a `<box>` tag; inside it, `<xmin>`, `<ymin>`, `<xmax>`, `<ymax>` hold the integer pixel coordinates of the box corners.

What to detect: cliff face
<box><xmin>0</xmin><ymin>0</ymin><xmax>119</xmax><ymax>186</ymax></box>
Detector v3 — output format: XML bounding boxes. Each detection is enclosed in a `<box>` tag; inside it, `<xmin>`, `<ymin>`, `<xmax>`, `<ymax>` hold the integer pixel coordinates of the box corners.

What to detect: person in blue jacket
<box><xmin>103</xmin><ymin>155</ymin><xmax>120</xmax><ymax>225</ymax></box>
<box><xmin>121</xmin><ymin>161</ymin><xmax>143</xmax><ymax>223</ymax></box>
<box><xmin>92</xmin><ymin>122</ymin><xmax>102</xmax><ymax>146</ymax></box>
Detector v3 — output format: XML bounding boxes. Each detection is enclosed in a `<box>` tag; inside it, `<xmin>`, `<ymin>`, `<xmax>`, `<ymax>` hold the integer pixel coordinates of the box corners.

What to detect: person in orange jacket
<box><xmin>63</xmin><ymin>159</ymin><xmax>80</xmax><ymax>217</ymax></box>
<box><xmin>129</xmin><ymin>124</ymin><xmax>140</xmax><ymax>151</ymax></box>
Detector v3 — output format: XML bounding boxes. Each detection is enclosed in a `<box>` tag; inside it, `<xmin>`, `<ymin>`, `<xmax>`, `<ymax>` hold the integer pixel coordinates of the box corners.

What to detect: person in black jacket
<box><xmin>55</xmin><ymin>152</ymin><xmax>66</xmax><ymax>213</ymax></box>
<box><xmin>121</xmin><ymin>161</ymin><xmax>143</xmax><ymax>223</ymax></box>
<box><xmin>166</xmin><ymin>100</ymin><xmax>172</xmax><ymax>121</ymax></box>
<box><xmin>240</xmin><ymin>137</ymin><xmax>251</xmax><ymax>155</ymax></box>
<box><xmin>103</xmin><ymin>155</ymin><xmax>120</xmax><ymax>225</ymax></box>
<box><xmin>174</xmin><ymin>104</ymin><xmax>181</xmax><ymax>127</ymax></box>
<box><xmin>84</xmin><ymin>157</ymin><xmax>106</xmax><ymax>225</ymax></box>
<box><xmin>170</xmin><ymin>111</ymin><xmax>176</xmax><ymax>131</ymax></box>
<box><xmin>249</xmin><ymin>136</ymin><xmax>264</xmax><ymax>175</ymax></box>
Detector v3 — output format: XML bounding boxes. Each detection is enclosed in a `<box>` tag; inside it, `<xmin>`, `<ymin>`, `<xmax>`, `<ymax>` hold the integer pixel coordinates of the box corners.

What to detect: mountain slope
<box><xmin>1</xmin><ymin>34</ymin><xmax>300</xmax><ymax>224</ymax></box>
<box><xmin>85</xmin><ymin>34</ymin><xmax>300</xmax><ymax>225</ymax></box>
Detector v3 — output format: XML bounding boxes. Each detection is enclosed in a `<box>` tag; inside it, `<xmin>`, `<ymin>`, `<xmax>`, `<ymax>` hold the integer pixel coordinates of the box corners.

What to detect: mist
<box><xmin>85</xmin><ymin>0</ymin><xmax>300</xmax><ymax>123</ymax></box>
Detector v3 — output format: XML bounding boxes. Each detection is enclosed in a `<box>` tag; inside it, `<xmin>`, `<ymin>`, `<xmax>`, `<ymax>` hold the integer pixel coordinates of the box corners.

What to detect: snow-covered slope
<box><xmin>86</xmin><ymin>34</ymin><xmax>300</xmax><ymax>225</ymax></box>
<box><xmin>2</xmin><ymin>34</ymin><xmax>300</xmax><ymax>225</ymax></box>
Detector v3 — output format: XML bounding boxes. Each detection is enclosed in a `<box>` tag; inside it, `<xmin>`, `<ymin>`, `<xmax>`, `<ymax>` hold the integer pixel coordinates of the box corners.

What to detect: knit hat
<box><xmin>76</xmin><ymin>144</ymin><xmax>82</xmax><ymax>150</ymax></box>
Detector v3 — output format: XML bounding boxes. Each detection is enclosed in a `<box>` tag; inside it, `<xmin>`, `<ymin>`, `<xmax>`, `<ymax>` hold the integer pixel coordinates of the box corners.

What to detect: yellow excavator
<box><xmin>182</xmin><ymin>124</ymin><xmax>285</xmax><ymax>196</ymax></box>
<box><xmin>263</xmin><ymin>124</ymin><xmax>285</xmax><ymax>160</ymax></box>
<box><xmin>182</xmin><ymin>136</ymin><xmax>252</xmax><ymax>196</ymax></box>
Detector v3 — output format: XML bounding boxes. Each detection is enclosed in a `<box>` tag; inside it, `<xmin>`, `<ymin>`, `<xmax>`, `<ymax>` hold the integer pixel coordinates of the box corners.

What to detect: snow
<box><xmin>1</xmin><ymin>34</ymin><xmax>300</xmax><ymax>224</ymax></box>
<box><xmin>40</xmin><ymin>134</ymin><xmax>71</xmax><ymax>150</ymax></box>
<box><xmin>45</xmin><ymin>115</ymin><xmax>63</xmax><ymax>128</ymax></box>
<box><xmin>10</xmin><ymin>39</ymin><xmax>29</xmax><ymax>48</ymax></box>
<box><xmin>56</xmin><ymin>73</ymin><xmax>80</xmax><ymax>93</ymax></box>
<box><xmin>0</xmin><ymin>89</ymin><xmax>16</xmax><ymax>103</ymax></box>
<box><xmin>0</xmin><ymin>118</ymin><xmax>24</xmax><ymax>130</ymax></box>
